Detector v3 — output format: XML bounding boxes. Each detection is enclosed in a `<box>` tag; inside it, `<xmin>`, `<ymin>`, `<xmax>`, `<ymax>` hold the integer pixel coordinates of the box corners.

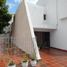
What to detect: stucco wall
<box><xmin>14</xmin><ymin>0</ymin><xmax>41</xmax><ymax>60</ymax></box>
<box><xmin>14</xmin><ymin>0</ymin><xmax>35</xmax><ymax>55</ymax></box>
<box><xmin>46</xmin><ymin>0</ymin><xmax>57</xmax><ymax>27</ymax></box>
<box><xmin>37</xmin><ymin>0</ymin><xmax>57</xmax><ymax>28</ymax></box>
<box><xmin>50</xmin><ymin>0</ymin><xmax>67</xmax><ymax>50</ymax></box>
<box><xmin>28</xmin><ymin>3</ymin><xmax>45</xmax><ymax>28</ymax></box>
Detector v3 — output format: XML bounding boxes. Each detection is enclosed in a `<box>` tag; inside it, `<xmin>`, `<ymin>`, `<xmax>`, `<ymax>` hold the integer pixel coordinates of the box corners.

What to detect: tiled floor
<box><xmin>40</xmin><ymin>48</ymin><xmax>67</xmax><ymax>67</ymax></box>
<box><xmin>0</xmin><ymin>47</ymin><xmax>67</xmax><ymax>67</ymax></box>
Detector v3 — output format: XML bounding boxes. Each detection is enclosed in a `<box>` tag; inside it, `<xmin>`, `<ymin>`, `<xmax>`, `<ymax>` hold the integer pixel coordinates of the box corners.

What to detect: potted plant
<box><xmin>30</xmin><ymin>53</ymin><xmax>37</xmax><ymax>66</ymax></box>
<box><xmin>22</xmin><ymin>53</ymin><xmax>29</xmax><ymax>67</ymax></box>
<box><xmin>8</xmin><ymin>60</ymin><xmax>16</xmax><ymax>67</ymax></box>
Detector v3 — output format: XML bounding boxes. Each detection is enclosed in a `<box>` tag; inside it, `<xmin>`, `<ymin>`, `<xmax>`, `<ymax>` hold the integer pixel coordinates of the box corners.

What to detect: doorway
<box><xmin>35</xmin><ymin>32</ymin><xmax>50</xmax><ymax>49</ymax></box>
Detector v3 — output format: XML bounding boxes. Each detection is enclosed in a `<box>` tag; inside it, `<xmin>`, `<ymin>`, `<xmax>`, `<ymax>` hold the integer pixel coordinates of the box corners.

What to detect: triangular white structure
<box><xmin>13</xmin><ymin>0</ymin><xmax>41</xmax><ymax>60</ymax></box>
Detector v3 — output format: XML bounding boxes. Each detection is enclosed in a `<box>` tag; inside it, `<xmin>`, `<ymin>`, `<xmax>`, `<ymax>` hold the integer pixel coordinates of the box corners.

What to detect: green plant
<box><xmin>0</xmin><ymin>0</ymin><xmax>12</xmax><ymax>33</ymax></box>
<box><xmin>38</xmin><ymin>43</ymin><xmax>42</xmax><ymax>49</ymax></box>
<box><xmin>31</xmin><ymin>53</ymin><xmax>36</xmax><ymax>60</ymax></box>
<box><xmin>22</xmin><ymin>53</ymin><xmax>29</xmax><ymax>62</ymax></box>
<box><xmin>23</xmin><ymin>60</ymin><xmax>27</xmax><ymax>63</ymax></box>
<box><xmin>8</xmin><ymin>60</ymin><xmax>15</xmax><ymax>66</ymax></box>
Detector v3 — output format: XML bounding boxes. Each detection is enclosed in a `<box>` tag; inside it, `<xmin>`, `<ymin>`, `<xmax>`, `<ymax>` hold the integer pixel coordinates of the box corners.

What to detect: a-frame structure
<box><xmin>12</xmin><ymin>0</ymin><xmax>41</xmax><ymax>60</ymax></box>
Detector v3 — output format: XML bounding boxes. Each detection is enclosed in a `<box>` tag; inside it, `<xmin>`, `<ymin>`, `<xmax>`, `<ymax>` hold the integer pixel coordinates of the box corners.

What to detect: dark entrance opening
<box><xmin>35</xmin><ymin>32</ymin><xmax>50</xmax><ymax>49</ymax></box>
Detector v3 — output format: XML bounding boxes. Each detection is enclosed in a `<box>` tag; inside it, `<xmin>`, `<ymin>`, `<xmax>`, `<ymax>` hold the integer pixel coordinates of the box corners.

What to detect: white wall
<box><xmin>58</xmin><ymin>0</ymin><xmax>67</xmax><ymax>19</ymax></box>
<box><xmin>28</xmin><ymin>1</ymin><xmax>57</xmax><ymax>32</ymax></box>
<box><xmin>28</xmin><ymin>3</ymin><xmax>45</xmax><ymax>28</ymax></box>
<box><xmin>14</xmin><ymin>0</ymin><xmax>41</xmax><ymax>60</ymax></box>
<box><xmin>50</xmin><ymin>0</ymin><xmax>67</xmax><ymax>50</ymax></box>
<box><xmin>46</xmin><ymin>0</ymin><xmax>57</xmax><ymax>28</ymax></box>
<box><xmin>37</xmin><ymin>0</ymin><xmax>47</xmax><ymax>7</ymax></box>
<box><xmin>37</xmin><ymin>0</ymin><xmax>57</xmax><ymax>28</ymax></box>
<box><xmin>15</xmin><ymin>0</ymin><xmax>35</xmax><ymax>55</ymax></box>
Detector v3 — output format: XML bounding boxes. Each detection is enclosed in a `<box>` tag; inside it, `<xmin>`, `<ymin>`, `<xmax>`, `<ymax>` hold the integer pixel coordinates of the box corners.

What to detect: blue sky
<box><xmin>6</xmin><ymin>0</ymin><xmax>38</xmax><ymax>14</ymax></box>
<box><xmin>6</xmin><ymin>0</ymin><xmax>21</xmax><ymax>14</ymax></box>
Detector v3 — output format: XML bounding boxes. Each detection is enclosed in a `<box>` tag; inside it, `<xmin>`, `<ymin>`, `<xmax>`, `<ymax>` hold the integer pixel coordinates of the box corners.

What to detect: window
<box><xmin>44</xmin><ymin>14</ymin><xmax>46</xmax><ymax>20</ymax></box>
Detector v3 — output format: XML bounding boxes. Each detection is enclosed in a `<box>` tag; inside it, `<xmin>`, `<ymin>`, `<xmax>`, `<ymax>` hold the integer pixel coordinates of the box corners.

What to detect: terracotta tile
<box><xmin>0</xmin><ymin>47</ymin><xmax>67</xmax><ymax>67</ymax></box>
<box><xmin>40</xmin><ymin>48</ymin><xmax>67</xmax><ymax>67</ymax></box>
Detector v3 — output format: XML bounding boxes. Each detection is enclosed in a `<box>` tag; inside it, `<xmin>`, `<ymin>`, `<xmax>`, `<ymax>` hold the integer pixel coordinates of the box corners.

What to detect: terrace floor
<box><xmin>0</xmin><ymin>47</ymin><xmax>67</xmax><ymax>67</ymax></box>
<box><xmin>40</xmin><ymin>48</ymin><xmax>67</xmax><ymax>67</ymax></box>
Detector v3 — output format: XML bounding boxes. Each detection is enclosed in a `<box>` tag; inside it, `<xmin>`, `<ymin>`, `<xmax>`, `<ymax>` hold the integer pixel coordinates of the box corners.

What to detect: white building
<box><xmin>12</xmin><ymin>0</ymin><xmax>67</xmax><ymax>60</ymax></box>
<box><xmin>37</xmin><ymin>0</ymin><xmax>67</xmax><ymax>51</ymax></box>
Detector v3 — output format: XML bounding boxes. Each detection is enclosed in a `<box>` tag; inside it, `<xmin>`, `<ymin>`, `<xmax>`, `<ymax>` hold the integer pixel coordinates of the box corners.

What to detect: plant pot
<box><xmin>8</xmin><ymin>64</ymin><xmax>16</xmax><ymax>67</ymax></box>
<box><xmin>22</xmin><ymin>61</ymin><xmax>28</xmax><ymax>67</ymax></box>
<box><xmin>30</xmin><ymin>60</ymin><xmax>37</xmax><ymax>66</ymax></box>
